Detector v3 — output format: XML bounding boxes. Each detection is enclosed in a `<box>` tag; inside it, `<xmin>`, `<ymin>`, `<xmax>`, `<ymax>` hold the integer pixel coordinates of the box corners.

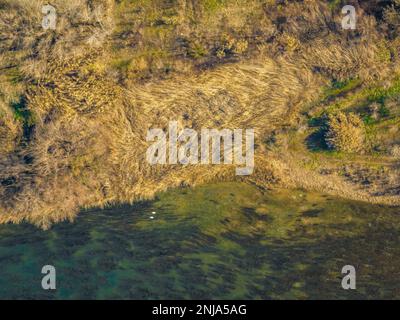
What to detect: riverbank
<box><xmin>0</xmin><ymin>1</ymin><xmax>399</xmax><ymax>228</ymax></box>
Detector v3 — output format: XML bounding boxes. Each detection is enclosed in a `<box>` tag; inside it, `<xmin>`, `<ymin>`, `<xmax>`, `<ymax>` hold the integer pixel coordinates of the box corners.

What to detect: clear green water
<box><xmin>0</xmin><ymin>182</ymin><xmax>399</xmax><ymax>299</ymax></box>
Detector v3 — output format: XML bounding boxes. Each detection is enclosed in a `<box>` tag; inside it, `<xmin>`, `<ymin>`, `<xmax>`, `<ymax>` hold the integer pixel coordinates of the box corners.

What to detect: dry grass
<box><xmin>325</xmin><ymin>112</ymin><xmax>366</xmax><ymax>153</ymax></box>
<box><xmin>0</xmin><ymin>0</ymin><xmax>399</xmax><ymax>228</ymax></box>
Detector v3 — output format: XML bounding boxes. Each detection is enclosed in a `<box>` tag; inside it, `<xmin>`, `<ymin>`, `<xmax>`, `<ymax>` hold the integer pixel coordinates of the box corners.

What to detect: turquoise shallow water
<box><xmin>0</xmin><ymin>182</ymin><xmax>399</xmax><ymax>299</ymax></box>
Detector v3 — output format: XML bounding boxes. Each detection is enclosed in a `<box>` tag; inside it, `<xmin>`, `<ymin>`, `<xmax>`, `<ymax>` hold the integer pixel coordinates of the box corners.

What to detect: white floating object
<box><xmin>150</xmin><ymin>216</ymin><xmax>155</xmax><ymax>219</ymax></box>
<box><xmin>152</xmin><ymin>211</ymin><xmax>156</xmax><ymax>214</ymax></box>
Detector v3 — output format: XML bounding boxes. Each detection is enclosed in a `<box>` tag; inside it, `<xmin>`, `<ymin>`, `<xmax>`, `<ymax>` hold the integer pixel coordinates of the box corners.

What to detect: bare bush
<box><xmin>325</xmin><ymin>112</ymin><xmax>366</xmax><ymax>153</ymax></box>
<box><xmin>391</xmin><ymin>145</ymin><xmax>400</xmax><ymax>158</ymax></box>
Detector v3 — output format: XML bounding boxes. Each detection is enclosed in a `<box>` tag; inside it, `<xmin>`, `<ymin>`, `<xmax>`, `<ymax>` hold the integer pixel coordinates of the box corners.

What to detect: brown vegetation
<box><xmin>0</xmin><ymin>0</ymin><xmax>399</xmax><ymax>228</ymax></box>
<box><xmin>325</xmin><ymin>112</ymin><xmax>366</xmax><ymax>153</ymax></box>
